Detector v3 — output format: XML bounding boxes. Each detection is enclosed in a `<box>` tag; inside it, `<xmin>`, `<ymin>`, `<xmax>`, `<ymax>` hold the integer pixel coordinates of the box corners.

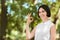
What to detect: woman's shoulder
<box><xmin>49</xmin><ymin>21</ymin><xmax>56</xmax><ymax>28</ymax></box>
<box><xmin>51</xmin><ymin>22</ymin><xmax>55</xmax><ymax>27</ymax></box>
<box><xmin>50</xmin><ymin>20</ymin><xmax>55</xmax><ymax>26</ymax></box>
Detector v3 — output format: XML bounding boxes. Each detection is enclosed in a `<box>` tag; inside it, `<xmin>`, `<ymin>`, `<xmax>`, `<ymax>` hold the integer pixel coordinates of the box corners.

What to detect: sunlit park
<box><xmin>0</xmin><ymin>0</ymin><xmax>60</xmax><ymax>40</ymax></box>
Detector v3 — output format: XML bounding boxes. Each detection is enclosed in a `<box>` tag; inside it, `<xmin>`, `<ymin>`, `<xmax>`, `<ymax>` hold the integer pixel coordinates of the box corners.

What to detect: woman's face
<box><xmin>38</xmin><ymin>8</ymin><xmax>48</xmax><ymax>20</ymax></box>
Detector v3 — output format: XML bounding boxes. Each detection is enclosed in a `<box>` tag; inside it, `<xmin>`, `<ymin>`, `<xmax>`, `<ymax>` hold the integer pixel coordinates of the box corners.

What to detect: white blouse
<box><xmin>34</xmin><ymin>20</ymin><xmax>53</xmax><ymax>40</ymax></box>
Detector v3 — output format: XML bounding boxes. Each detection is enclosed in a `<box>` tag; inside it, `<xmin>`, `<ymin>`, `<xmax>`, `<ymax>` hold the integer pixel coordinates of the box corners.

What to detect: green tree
<box><xmin>0</xmin><ymin>0</ymin><xmax>60</xmax><ymax>40</ymax></box>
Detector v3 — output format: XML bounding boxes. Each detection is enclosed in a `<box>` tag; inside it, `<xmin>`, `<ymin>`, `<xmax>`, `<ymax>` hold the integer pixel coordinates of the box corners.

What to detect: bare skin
<box><xmin>26</xmin><ymin>8</ymin><xmax>56</xmax><ymax>40</ymax></box>
<box><xmin>26</xmin><ymin>13</ymin><xmax>36</xmax><ymax>40</ymax></box>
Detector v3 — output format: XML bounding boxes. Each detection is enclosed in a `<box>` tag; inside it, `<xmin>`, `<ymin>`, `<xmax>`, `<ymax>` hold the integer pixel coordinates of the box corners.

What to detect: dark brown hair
<box><xmin>38</xmin><ymin>4</ymin><xmax>51</xmax><ymax>17</ymax></box>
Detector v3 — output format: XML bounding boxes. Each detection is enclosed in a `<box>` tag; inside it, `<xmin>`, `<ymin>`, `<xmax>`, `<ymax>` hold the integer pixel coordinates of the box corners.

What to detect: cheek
<box><xmin>39</xmin><ymin>13</ymin><xmax>45</xmax><ymax>16</ymax></box>
<box><xmin>44</xmin><ymin>12</ymin><xmax>47</xmax><ymax>16</ymax></box>
<box><xmin>42</xmin><ymin>11</ymin><xmax>47</xmax><ymax>16</ymax></box>
<box><xmin>38</xmin><ymin>12</ymin><xmax>47</xmax><ymax>17</ymax></box>
<box><xmin>39</xmin><ymin>13</ymin><xmax>41</xmax><ymax>16</ymax></box>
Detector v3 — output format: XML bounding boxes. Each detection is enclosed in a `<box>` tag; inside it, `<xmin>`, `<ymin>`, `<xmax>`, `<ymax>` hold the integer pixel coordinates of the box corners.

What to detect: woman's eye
<box><xmin>39</xmin><ymin>12</ymin><xmax>41</xmax><ymax>13</ymax></box>
<box><xmin>42</xmin><ymin>11</ymin><xmax>45</xmax><ymax>12</ymax></box>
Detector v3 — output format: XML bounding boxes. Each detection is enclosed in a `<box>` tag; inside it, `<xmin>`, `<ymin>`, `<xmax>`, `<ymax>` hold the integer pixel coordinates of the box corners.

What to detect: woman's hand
<box><xmin>27</xmin><ymin>13</ymin><xmax>33</xmax><ymax>24</ymax></box>
<box><xmin>26</xmin><ymin>13</ymin><xmax>36</xmax><ymax>40</ymax></box>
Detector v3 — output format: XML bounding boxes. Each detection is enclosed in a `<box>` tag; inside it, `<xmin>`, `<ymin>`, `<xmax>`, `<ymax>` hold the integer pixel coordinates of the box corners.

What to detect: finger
<box><xmin>28</xmin><ymin>13</ymin><xmax>31</xmax><ymax>17</ymax></box>
<box><xmin>30</xmin><ymin>17</ymin><xmax>34</xmax><ymax>21</ymax></box>
<box><xmin>27</xmin><ymin>13</ymin><xmax>31</xmax><ymax>19</ymax></box>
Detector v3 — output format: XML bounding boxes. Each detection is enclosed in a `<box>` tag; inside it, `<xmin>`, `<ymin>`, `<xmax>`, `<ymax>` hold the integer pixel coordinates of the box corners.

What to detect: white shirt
<box><xmin>34</xmin><ymin>20</ymin><xmax>53</xmax><ymax>40</ymax></box>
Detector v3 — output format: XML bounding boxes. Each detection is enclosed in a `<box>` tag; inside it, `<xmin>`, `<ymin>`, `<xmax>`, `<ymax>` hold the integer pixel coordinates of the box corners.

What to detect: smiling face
<box><xmin>38</xmin><ymin>8</ymin><xmax>48</xmax><ymax>20</ymax></box>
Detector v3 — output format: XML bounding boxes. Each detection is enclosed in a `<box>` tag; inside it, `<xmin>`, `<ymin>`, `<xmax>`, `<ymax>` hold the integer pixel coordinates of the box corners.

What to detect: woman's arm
<box><xmin>26</xmin><ymin>13</ymin><xmax>36</xmax><ymax>40</ymax></box>
<box><xmin>50</xmin><ymin>24</ymin><xmax>56</xmax><ymax>40</ymax></box>
<box><xmin>26</xmin><ymin>23</ymin><xmax>36</xmax><ymax>40</ymax></box>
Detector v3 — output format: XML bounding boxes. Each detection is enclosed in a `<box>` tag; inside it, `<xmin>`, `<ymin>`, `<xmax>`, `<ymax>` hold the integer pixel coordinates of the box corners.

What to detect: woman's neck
<box><xmin>42</xmin><ymin>17</ymin><xmax>49</xmax><ymax>23</ymax></box>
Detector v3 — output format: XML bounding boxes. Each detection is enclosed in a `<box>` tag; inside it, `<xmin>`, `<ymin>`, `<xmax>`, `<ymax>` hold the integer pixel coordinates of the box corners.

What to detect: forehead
<box><xmin>39</xmin><ymin>8</ymin><xmax>45</xmax><ymax>12</ymax></box>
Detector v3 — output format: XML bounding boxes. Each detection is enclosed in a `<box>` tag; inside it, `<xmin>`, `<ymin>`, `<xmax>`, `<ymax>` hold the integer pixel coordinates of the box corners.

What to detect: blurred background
<box><xmin>0</xmin><ymin>0</ymin><xmax>60</xmax><ymax>40</ymax></box>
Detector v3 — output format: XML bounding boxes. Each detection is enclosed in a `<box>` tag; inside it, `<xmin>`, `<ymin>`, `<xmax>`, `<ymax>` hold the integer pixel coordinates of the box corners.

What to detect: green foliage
<box><xmin>5</xmin><ymin>0</ymin><xmax>60</xmax><ymax>40</ymax></box>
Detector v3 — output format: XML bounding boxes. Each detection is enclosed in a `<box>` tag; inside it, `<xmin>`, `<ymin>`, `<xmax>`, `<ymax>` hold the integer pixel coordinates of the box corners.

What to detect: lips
<box><xmin>40</xmin><ymin>14</ymin><xmax>45</xmax><ymax>17</ymax></box>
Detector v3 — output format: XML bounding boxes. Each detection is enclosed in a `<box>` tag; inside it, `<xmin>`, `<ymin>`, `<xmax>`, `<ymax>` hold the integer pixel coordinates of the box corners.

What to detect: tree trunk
<box><xmin>0</xmin><ymin>0</ymin><xmax>7</xmax><ymax>40</ymax></box>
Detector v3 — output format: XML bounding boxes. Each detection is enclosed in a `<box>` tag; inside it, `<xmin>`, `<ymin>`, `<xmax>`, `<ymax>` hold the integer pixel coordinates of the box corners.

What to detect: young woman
<box><xmin>26</xmin><ymin>5</ymin><xmax>56</xmax><ymax>40</ymax></box>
